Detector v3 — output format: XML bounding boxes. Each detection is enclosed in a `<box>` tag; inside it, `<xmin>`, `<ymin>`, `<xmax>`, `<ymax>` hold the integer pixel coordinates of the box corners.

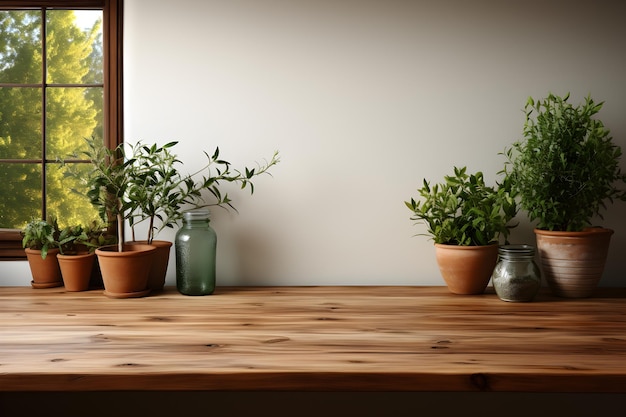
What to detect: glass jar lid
<box><xmin>498</xmin><ymin>244</ymin><xmax>535</xmax><ymax>259</ymax></box>
<box><xmin>183</xmin><ymin>209</ymin><xmax>211</xmax><ymax>221</ymax></box>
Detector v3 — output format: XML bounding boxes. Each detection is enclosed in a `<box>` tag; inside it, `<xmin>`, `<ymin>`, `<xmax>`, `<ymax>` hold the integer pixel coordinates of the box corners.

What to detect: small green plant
<box><xmin>81</xmin><ymin>219</ymin><xmax>117</xmax><ymax>250</ymax></box>
<box><xmin>57</xmin><ymin>224</ymin><xmax>89</xmax><ymax>255</ymax></box>
<box><xmin>21</xmin><ymin>217</ymin><xmax>61</xmax><ymax>259</ymax></box>
<box><xmin>57</xmin><ymin>220</ymin><xmax>114</xmax><ymax>254</ymax></box>
<box><xmin>405</xmin><ymin>167</ymin><xmax>517</xmax><ymax>246</ymax></box>
<box><xmin>501</xmin><ymin>93</ymin><xmax>626</xmax><ymax>231</ymax></box>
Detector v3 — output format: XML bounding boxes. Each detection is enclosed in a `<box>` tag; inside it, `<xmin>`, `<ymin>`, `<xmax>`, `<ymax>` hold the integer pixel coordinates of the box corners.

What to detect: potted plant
<box><xmin>502</xmin><ymin>93</ymin><xmax>626</xmax><ymax>297</ymax></box>
<box><xmin>405</xmin><ymin>166</ymin><xmax>517</xmax><ymax>294</ymax></box>
<box><xmin>124</xmin><ymin>141</ymin><xmax>280</xmax><ymax>291</ymax></box>
<box><xmin>71</xmin><ymin>137</ymin><xmax>157</xmax><ymax>298</ymax></box>
<box><xmin>56</xmin><ymin>221</ymin><xmax>113</xmax><ymax>292</ymax></box>
<box><xmin>21</xmin><ymin>217</ymin><xmax>63</xmax><ymax>288</ymax></box>
<box><xmin>66</xmin><ymin>137</ymin><xmax>279</xmax><ymax>296</ymax></box>
<box><xmin>57</xmin><ymin>224</ymin><xmax>95</xmax><ymax>292</ymax></box>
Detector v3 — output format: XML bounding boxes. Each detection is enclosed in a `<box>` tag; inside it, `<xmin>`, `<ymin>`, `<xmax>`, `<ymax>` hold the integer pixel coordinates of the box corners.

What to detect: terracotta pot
<box><xmin>434</xmin><ymin>243</ymin><xmax>499</xmax><ymax>295</ymax></box>
<box><xmin>95</xmin><ymin>244</ymin><xmax>157</xmax><ymax>298</ymax></box>
<box><xmin>57</xmin><ymin>252</ymin><xmax>96</xmax><ymax>292</ymax></box>
<box><xmin>25</xmin><ymin>248</ymin><xmax>63</xmax><ymax>288</ymax></box>
<box><xmin>535</xmin><ymin>228</ymin><xmax>613</xmax><ymax>298</ymax></box>
<box><xmin>125</xmin><ymin>240</ymin><xmax>172</xmax><ymax>292</ymax></box>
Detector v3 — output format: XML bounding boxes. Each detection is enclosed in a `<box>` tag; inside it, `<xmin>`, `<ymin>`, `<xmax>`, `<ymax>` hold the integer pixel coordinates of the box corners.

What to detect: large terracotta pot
<box><xmin>125</xmin><ymin>240</ymin><xmax>172</xmax><ymax>292</ymax></box>
<box><xmin>57</xmin><ymin>252</ymin><xmax>96</xmax><ymax>292</ymax></box>
<box><xmin>534</xmin><ymin>228</ymin><xmax>613</xmax><ymax>298</ymax></box>
<box><xmin>25</xmin><ymin>248</ymin><xmax>63</xmax><ymax>288</ymax></box>
<box><xmin>434</xmin><ymin>243</ymin><xmax>499</xmax><ymax>295</ymax></box>
<box><xmin>95</xmin><ymin>244</ymin><xmax>157</xmax><ymax>298</ymax></box>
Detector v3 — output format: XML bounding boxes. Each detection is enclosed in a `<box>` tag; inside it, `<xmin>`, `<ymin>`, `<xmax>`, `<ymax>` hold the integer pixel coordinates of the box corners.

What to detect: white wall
<box><xmin>4</xmin><ymin>0</ymin><xmax>626</xmax><ymax>287</ymax></box>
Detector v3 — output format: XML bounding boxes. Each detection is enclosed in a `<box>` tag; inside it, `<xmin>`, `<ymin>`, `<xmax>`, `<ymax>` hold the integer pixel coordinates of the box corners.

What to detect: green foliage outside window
<box><xmin>0</xmin><ymin>9</ymin><xmax>103</xmax><ymax>229</ymax></box>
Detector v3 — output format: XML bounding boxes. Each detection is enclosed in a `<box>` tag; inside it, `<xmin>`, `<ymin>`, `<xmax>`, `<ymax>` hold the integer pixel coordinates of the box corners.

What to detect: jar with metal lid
<box><xmin>175</xmin><ymin>210</ymin><xmax>217</xmax><ymax>295</ymax></box>
<box><xmin>492</xmin><ymin>244</ymin><xmax>541</xmax><ymax>302</ymax></box>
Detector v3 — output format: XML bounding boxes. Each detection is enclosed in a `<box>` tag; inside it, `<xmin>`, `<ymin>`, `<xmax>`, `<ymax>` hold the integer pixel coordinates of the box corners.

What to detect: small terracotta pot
<box><xmin>95</xmin><ymin>244</ymin><xmax>157</xmax><ymax>298</ymax></box>
<box><xmin>125</xmin><ymin>240</ymin><xmax>172</xmax><ymax>292</ymax></box>
<box><xmin>58</xmin><ymin>252</ymin><xmax>96</xmax><ymax>292</ymax></box>
<box><xmin>25</xmin><ymin>248</ymin><xmax>63</xmax><ymax>288</ymax></box>
<box><xmin>434</xmin><ymin>243</ymin><xmax>499</xmax><ymax>295</ymax></box>
<box><xmin>535</xmin><ymin>228</ymin><xmax>613</xmax><ymax>298</ymax></box>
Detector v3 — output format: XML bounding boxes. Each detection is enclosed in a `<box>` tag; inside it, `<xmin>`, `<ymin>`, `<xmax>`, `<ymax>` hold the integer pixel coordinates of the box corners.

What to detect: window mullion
<box><xmin>40</xmin><ymin>7</ymin><xmax>48</xmax><ymax>221</ymax></box>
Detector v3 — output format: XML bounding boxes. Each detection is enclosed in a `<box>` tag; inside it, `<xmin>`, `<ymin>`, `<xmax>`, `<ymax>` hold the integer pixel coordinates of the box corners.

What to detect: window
<box><xmin>0</xmin><ymin>0</ymin><xmax>122</xmax><ymax>259</ymax></box>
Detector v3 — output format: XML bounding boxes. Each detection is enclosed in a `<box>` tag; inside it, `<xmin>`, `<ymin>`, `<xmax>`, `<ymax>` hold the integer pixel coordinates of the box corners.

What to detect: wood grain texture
<box><xmin>1</xmin><ymin>286</ymin><xmax>625</xmax><ymax>393</ymax></box>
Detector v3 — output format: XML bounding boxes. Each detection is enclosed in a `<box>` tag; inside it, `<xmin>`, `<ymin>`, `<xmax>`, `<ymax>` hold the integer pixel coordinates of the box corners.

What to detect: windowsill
<box><xmin>0</xmin><ymin>229</ymin><xmax>25</xmax><ymax>259</ymax></box>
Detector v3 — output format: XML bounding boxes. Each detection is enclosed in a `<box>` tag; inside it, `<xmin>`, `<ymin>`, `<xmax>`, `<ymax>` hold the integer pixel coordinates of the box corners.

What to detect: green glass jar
<box><xmin>492</xmin><ymin>244</ymin><xmax>541</xmax><ymax>302</ymax></box>
<box><xmin>175</xmin><ymin>210</ymin><xmax>217</xmax><ymax>295</ymax></box>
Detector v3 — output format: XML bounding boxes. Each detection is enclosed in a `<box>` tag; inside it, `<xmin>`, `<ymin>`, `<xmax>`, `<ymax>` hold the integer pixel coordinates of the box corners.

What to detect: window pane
<box><xmin>0</xmin><ymin>10</ymin><xmax>42</xmax><ymax>84</ymax></box>
<box><xmin>46</xmin><ymin>10</ymin><xmax>103</xmax><ymax>85</ymax></box>
<box><xmin>46</xmin><ymin>87</ymin><xmax>103</xmax><ymax>159</ymax></box>
<box><xmin>0</xmin><ymin>3</ymin><xmax>116</xmax><ymax>241</ymax></box>
<box><xmin>0</xmin><ymin>87</ymin><xmax>42</xmax><ymax>159</ymax></box>
<box><xmin>47</xmin><ymin>163</ymin><xmax>100</xmax><ymax>229</ymax></box>
<box><xmin>0</xmin><ymin>163</ymin><xmax>41</xmax><ymax>229</ymax></box>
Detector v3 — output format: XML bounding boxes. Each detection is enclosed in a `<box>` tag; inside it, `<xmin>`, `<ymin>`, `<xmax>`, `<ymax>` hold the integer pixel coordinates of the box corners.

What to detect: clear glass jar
<box><xmin>492</xmin><ymin>244</ymin><xmax>541</xmax><ymax>302</ymax></box>
<box><xmin>175</xmin><ymin>210</ymin><xmax>217</xmax><ymax>295</ymax></box>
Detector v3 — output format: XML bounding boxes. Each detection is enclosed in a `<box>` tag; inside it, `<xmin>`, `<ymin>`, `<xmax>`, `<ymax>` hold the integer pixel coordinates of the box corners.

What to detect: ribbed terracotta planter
<box><xmin>95</xmin><ymin>244</ymin><xmax>157</xmax><ymax>298</ymax></box>
<box><xmin>58</xmin><ymin>252</ymin><xmax>96</xmax><ymax>292</ymax></box>
<box><xmin>25</xmin><ymin>248</ymin><xmax>63</xmax><ymax>288</ymax></box>
<box><xmin>434</xmin><ymin>243</ymin><xmax>499</xmax><ymax>295</ymax></box>
<box><xmin>125</xmin><ymin>240</ymin><xmax>172</xmax><ymax>292</ymax></box>
<box><xmin>535</xmin><ymin>228</ymin><xmax>613</xmax><ymax>298</ymax></box>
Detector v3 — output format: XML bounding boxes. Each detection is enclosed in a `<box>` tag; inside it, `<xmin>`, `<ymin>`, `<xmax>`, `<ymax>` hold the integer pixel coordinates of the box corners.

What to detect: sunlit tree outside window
<box><xmin>0</xmin><ymin>8</ymin><xmax>103</xmax><ymax>229</ymax></box>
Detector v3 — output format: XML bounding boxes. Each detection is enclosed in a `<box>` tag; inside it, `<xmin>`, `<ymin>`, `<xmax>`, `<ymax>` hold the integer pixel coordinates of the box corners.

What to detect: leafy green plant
<box><xmin>58</xmin><ymin>220</ymin><xmax>114</xmax><ymax>254</ymax></box>
<box><xmin>57</xmin><ymin>224</ymin><xmax>89</xmax><ymax>255</ymax></box>
<box><xmin>501</xmin><ymin>93</ymin><xmax>626</xmax><ymax>231</ymax></box>
<box><xmin>81</xmin><ymin>219</ymin><xmax>117</xmax><ymax>250</ymax></box>
<box><xmin>63</xmin><ymin>137</ymin><xmax>279</xmax><ymax>249</ymax></box>
<box><xmin>405</xmin><ymin>167</ymin><xmax>517</xmax><ymax>245</ymax></box>
<box><xmin>126</xmin><ymin>141</ymin><xmax>279</xmax><ymax>244</ymax></box>
<box><xmin>68</xmin><ymin>138</ymin><xmax>134</xmax><ymax>252</ymax></box>
<box><xmin>21</xmin><ymin>217</ymin><xmax>61</xmax><ymax>259</ymax></box>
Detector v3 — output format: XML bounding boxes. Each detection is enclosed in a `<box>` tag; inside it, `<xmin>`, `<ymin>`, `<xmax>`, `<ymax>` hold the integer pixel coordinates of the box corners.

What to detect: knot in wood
<box><xmin>470</xmin><ymin>373</ymin><xmax>490</xmax><ymax>391</ymax></box>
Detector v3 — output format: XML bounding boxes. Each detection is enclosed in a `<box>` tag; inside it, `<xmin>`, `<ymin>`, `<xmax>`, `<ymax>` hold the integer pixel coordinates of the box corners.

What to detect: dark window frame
<box><xmin>0</xmin><ymin>0</ymin><xmax>123</xmax><ymax>259</ymax></box>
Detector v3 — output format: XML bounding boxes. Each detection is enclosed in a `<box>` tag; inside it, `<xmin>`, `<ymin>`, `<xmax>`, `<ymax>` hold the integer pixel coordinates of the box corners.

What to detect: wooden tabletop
<box><xmin>1</xmin><ymin>286</ymin><xmax>625</xmax><ymax>393</ymax></box>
